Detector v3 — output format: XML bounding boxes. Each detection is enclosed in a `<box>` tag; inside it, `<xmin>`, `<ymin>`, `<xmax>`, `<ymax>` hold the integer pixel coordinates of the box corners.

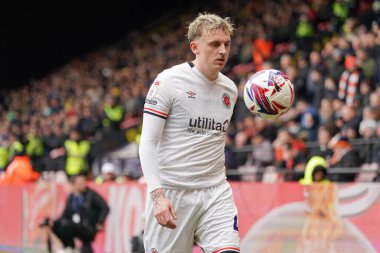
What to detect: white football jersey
<box><xmin>143</xmin><ymin>62</ymin><xmax>237</xmax><ymax>189</ymax></box>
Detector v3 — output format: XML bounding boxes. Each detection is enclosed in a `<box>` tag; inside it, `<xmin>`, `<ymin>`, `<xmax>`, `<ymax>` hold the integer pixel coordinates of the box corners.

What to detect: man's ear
<box><xmin>190</xmin><ymin>41</ymin><xmax>199</xmax><ymax>54</ymax></box>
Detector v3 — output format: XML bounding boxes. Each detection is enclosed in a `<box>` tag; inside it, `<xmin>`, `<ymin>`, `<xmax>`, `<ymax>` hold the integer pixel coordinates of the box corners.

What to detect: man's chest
<box><xmin>173</xmin><ymin>83</ymin><xmax>233</xmax><ymax>118</ymax></box>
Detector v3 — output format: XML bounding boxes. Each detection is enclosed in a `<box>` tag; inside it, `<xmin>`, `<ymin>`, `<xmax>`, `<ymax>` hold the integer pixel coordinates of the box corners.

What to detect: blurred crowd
<box><xmin>0</xmin><ymin>0</ymin><xmax>380</xmax><ymax>184</ymax></box>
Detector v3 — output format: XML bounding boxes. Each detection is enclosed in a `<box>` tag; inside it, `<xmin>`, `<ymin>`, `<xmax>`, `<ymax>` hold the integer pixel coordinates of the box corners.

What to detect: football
<box><xmin>243</xmin><ymin>69</ymin><xmax>294</xmax><ymax>119</ymax></box>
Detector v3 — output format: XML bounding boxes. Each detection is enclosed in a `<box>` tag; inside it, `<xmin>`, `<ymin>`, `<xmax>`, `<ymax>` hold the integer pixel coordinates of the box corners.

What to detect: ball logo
<box><xmin>247</xmin><ymin>83</ymin><xmax>283</xmax><ymax>115</ymax></box>
<box><xmin>222</xmin><ymin>93</ymin><xmax>231</xmax><ymax>109</ymax></box>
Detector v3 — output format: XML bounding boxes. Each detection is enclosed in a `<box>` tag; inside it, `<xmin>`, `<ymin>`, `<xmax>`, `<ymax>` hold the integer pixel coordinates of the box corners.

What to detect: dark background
<box><xmin>0</xmin><ymin>0</ymin><xmax>197</xmax><ymax>90</ymax></box>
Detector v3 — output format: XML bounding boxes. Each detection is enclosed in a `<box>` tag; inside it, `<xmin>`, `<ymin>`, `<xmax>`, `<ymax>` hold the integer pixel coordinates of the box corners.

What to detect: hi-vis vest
<box><xmin>26</xmin><ymin>134</ymin><xmax>44</xmax><ymax>157</ymax></box>
<box><xmin>103</xmin><ymin>105</ymin><xmax>124</xmax><ymax>126</ymax></box>
<box><xmin>9</xmin><ymin>141</ymin><xmax>24</xmax><ymax>158</ymax></box>
<box><xmin>64</xmin><ymin>140</ymin><xmax>90</xmax><ymax>175</ymax></box>
<box><xmin>0</xmin><ymin>146</ymin><xmax>8</xmax><ymax>169</ymax></box>
<box><xmin>299</xmin><ymin>156</ymin><xmax>329</xmax><ymax>185</ymax></box>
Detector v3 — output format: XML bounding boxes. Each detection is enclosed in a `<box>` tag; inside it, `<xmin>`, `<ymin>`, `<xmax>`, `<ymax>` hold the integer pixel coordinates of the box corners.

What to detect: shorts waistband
<box><xmin>161</xmin><ymin>180</ymin><xmax>228</xmax><ymax>191</ymax></box>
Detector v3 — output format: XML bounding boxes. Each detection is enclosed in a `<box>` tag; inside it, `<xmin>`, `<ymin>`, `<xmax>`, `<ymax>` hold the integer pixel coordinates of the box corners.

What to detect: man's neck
<box><xmin>193</xmin><ymin>60</ymin><xmax>218</xmax><ymax>81</ymax></box>
<box><xmin>73</xmin><ymin>188</ymin><xmax>86</xmax><ymax>195</ymax></box>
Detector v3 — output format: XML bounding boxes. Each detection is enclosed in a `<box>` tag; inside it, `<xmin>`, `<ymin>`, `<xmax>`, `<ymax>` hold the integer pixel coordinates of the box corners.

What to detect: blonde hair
<box><xmin>187</xmin><ymin>13</ymin><xmax>234</xmax><ymax>42</ymax></box>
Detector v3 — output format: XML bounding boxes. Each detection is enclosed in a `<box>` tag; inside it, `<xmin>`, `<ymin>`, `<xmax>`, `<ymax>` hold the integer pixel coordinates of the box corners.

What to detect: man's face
<box><xmin>72</xmin><ymin>175</ymin><xmax>87</xmax><ymax>193</ymax></box>
<box><xmin>191</xmin><ymin>29</ymin><xmax>231</xmax><ymax>72</ymax></box>
<box><xmin>70</xmin><ymin>131</ymin><xmax>80</xmax><ymax>141</ymax></box>
<box><xmin>318</xmin><ymin>128</ymin><xmax>330</xmax><ymax>145</ymax></box>
<box><xmin>342</xmin><ymin>106</ymin><xmax>355</xmax><ymax>121</ymax></box>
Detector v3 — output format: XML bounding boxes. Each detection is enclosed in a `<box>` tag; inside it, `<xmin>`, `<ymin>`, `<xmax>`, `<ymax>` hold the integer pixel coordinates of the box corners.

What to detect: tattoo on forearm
<box><xmin>151</xmin><ymin>190</ymin><xmax>164</xmax><ymax>207</ymax></box>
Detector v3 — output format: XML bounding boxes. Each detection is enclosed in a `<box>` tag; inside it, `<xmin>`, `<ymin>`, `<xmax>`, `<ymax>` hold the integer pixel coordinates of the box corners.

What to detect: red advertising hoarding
<box><xmin>0</xmin><ymin>182</ymin><xmax>379</xmax><ymax>253</ymax></box>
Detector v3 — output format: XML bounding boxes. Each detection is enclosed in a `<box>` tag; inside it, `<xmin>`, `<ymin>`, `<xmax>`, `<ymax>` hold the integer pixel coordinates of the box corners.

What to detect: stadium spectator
<box><xmin>362</xmin><ymin>106</ymin><xmax>379</xmax><ymax>122</ymax></box>
<box><xmin>250</xmin><ymin>131</ymin><xmax>274</xmax><ymax>181</ymax></box>
<box><xmin>95</xmin><ymin>162</ymin><xmax>123</xmax><ymax>184</ymax></box>
<box><xmin>25</xmin><ymin>127</ymin><xmax>44</xmax><ymax>172</ymax></box>
<box><xmin>359</xmin><ymin>119</ymin><xmax>378</xmax><ymax>164</ymax></box>
<box><xmin>0</xmin><ymin>150</ymin><xmax>40</xmax><ymax>184</ymax></box>
<box><xmin>358</xmin><ymin>79</ymin><xmax>373</xmax><ymax>108</ymax></box>
<box><xmin>306</xmin><ymin>51</ymin><xmax>327</xmax><ymax>107</ymax></box>
<box><xmin>319</xmin><ymin>98</ymin><xmax>335</xmax><ymax>124</ymax></box>
<box><xmin>8</xmin><ymin>134</ymin><xmax>24</xmax><ymax>161</ymax></box>
<box><xmin>101</xmin><ymin>94</ymin><xmax>127</xmax><ymax>150</ymax></box>
<box><xmin>44</xmin><ymin>125</ymin><xmax>66</xmax><ymax>172</ymax></box>
<box><xmin>233</xmin><ymin>80</ymin><xmax>251</xmax><ymax>123</ymax></box>
<box><xmin>357</xmin><ymin>49</ymin><xmax>377</xmax><ymax>83</ymax></box>
<box><xmin>273</xmin><ymin>128</ymin><xmax>307</xmax><ymax>180</ymax></box>
<box><xmin>294</xmin><ymin>55</ymin><xmax>309</xmax><ymax>101</ymax></box>
<box><xmin>329</xmin><ymin>137</ymin><xmax>360</xmax><ymax>182</ymax></box>
<box><xmin>253</xmin><ymin>116</ymin><xmax>278</xmax><ymax>142</ymax></box>
<box><xmin>323</xmin><ymin>77</ymin><xmax>338</xmax><ymax>101</ymax></box>
<box><xmin>279</xmin><ymin>54</ymin><xmax>294</xmax><ymax>71</ymax></box>
<box><xmin>225</xmin><ymin>133</ymin><xmax>240</xmax><ymax>181</ymax></box>
<box><xmin>0</xmin><ymin>139</ymin><xmax>9</xmax><ymax>171</ymax></box>
<box><xmin>340</xmin><ymin>105</ymin><xmax>361</xmax><ymax>137</ymax></box>
<box><xmin>299</xmin><ymin>156</ymin><xmax>329</xmax><ymax>185</ymax></box>
<box><xmin>295</xmin><ymin>14</ymin><xmax>314</xmax><ymax>53</ymax></box>
<box><xmin>78</xmin><ymin>106</ymin><xmax>100</xmax><ymax>140</ymax></box>
<box><xmin>252</xmin><ymin>29</ymin><xmax>273</xmax><ymax>71</ymax></box>
<box><xmin>234</xmin><ymin>131</ymin><xmax>249</xmax><ymax>168</ymax></box>
<box><xmin>369</xmin><ymin>90</ymin><xmax>380</xmax><ymax>110</ymax></box>
<box><xmin>64</xmin><ymin>129</ymin><xmax>91</xmax><ymax>176</ymax></box>
<box><xmin>102</xmin><ymin>94</ymin><xmax>124</xmax><ymax>130</ymax></box>
<box><xmin>299</xmin><ymin>111</ymin><xmax>320</xmax><ymax>142</ymax></box>
<box><xmin>344</xmin><ymin>123</ymin><xmax>360</xmax><ymax>141</ymax></box>
<box><xmin>308</xmin><ymin>125</ymin><xmax>335</xmax><ymax>160</ymax></box>
<box><xmin>338</xmin><ymin>55</ymin><xmax>363</xmax><ymax>106</ymax></box>
<box><xmin>326</xmin><ymin>48</ymin><xmax>345</xmax><ymax>84</ymax></box>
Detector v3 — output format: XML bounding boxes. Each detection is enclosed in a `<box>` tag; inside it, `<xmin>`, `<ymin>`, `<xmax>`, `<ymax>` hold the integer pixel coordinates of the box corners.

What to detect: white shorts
<box><xmin>144</xmin><ymin>181</ymin><xmax>240</xmax><ymax>253</ymax></box>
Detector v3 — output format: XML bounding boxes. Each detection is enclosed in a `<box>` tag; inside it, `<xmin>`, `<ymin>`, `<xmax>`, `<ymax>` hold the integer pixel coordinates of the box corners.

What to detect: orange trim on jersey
<box><xmin>213</xmin><ymin>247</ymin><xmax>240</xmax><ymax>253</ymax></box>
<box><xmin>144</xmin><ymin>107</ymin><xmax>168</xmax><ymax>117</ymax></box>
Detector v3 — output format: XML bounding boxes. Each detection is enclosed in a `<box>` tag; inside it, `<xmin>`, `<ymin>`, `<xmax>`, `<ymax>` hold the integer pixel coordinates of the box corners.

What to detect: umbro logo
<box><xmin>186</xmin><ymin>91</ymin><xmax>196</xmax><ymax>99</ymax></box>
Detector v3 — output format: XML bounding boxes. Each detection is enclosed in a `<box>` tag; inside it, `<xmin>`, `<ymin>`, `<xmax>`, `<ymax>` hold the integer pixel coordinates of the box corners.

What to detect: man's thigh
<box><xmin>195</xmin><ymin>183</ymin><xmax>240</xmax><ymax>253</ymax></box>
<box><xmin>55</xmin><ymin>222</ymin><xmax>95</xmax><ymax>242</ymax></box>
<box><xmin>73</xmin><ymin>224</ymin><xmax>96</xmax><ymax>242</ymax></box>
<box><xmin>144</xmin><ymin>188</ymin><xmax>202</xmax><ymax>253</ymax></box>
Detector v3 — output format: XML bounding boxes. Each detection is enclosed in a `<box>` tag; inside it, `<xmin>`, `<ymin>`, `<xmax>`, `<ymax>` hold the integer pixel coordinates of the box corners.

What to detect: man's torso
<box><xmin>144</xmin><ymin>62</ymin><xmax>237</xmax><ymax>188</ymax></box>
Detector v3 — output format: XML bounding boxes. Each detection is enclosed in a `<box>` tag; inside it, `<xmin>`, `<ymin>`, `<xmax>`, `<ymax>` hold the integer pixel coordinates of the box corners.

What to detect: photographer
<box><xmin>49</xmin><ymin>171</ymin><xmax>109</xmax><ymax>253</ymax></box>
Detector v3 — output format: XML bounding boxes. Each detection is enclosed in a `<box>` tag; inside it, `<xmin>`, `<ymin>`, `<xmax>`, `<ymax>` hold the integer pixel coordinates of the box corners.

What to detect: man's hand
<box><xmin>151</xmin><ymin>188</ymin><xmax>177</xmax><ymax>229</ymax></box>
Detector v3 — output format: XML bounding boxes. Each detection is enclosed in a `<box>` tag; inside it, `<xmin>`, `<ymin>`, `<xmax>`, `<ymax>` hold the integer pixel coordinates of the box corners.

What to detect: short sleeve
<box><xmin>143</xmin><ymin>72</ymin><xmax>173</xmax><ymax>120</ymax></box>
